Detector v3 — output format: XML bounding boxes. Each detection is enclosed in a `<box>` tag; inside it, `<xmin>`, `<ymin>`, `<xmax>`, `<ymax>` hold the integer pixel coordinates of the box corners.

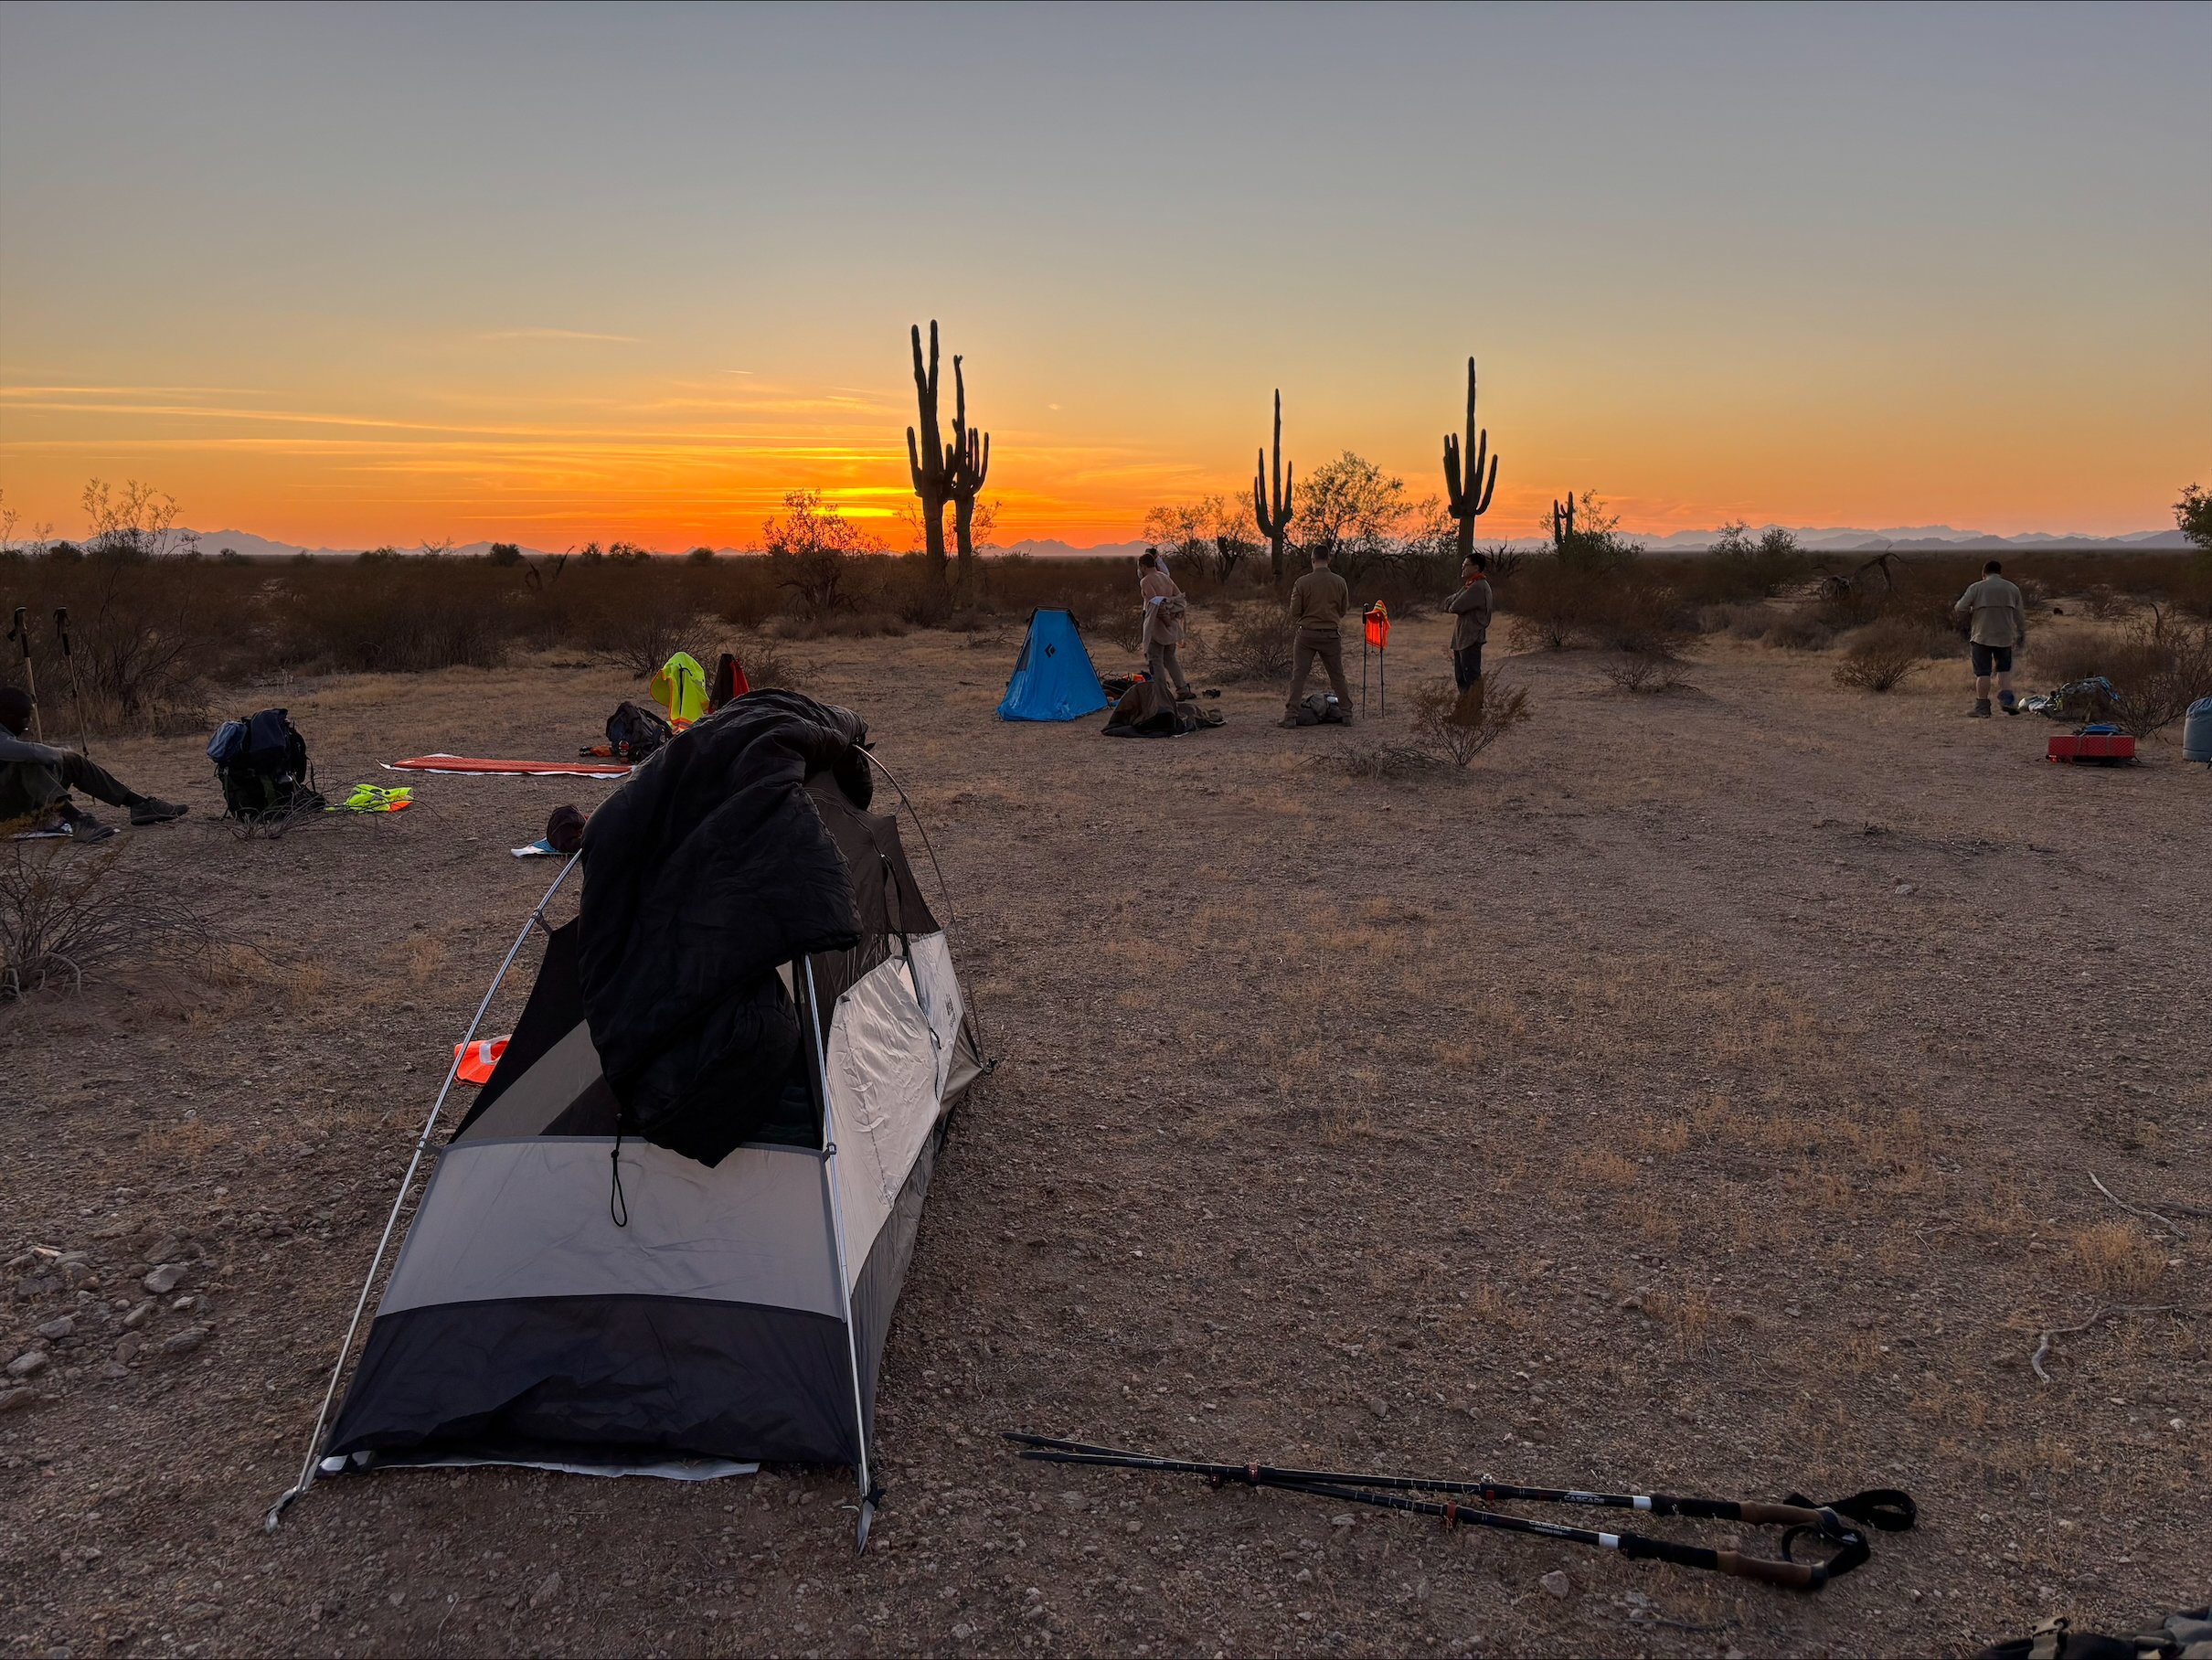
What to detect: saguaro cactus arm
<box><xmin>950</xmin><ymin>354</ymin><xmax>990</xmax><ymax>495</ymax></box>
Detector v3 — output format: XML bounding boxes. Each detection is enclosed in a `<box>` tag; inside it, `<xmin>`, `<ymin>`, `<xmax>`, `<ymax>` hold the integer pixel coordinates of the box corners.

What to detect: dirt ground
<box><xmin>3</xmin><ymin>610</ymin><xmax>2207</xmax><ymax>1660</ymax></box>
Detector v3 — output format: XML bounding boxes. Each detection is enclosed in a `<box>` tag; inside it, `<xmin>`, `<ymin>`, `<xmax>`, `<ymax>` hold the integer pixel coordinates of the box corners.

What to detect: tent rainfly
<box><xmin>272</xmin><ymin>693</ymin><xmax>982</xmax><ymax>1548</ymax></box>
<box><xmin>995</xmin><ymin>608</ymin><xmax>1108</xmax><ymax>721</ymax></box>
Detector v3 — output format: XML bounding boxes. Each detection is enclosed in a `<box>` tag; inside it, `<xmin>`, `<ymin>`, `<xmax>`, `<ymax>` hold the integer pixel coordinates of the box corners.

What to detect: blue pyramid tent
<box><xmin>996</xmin><ymin>609</ymin><xmax>1109</xmax><ymax>722</ymax></box>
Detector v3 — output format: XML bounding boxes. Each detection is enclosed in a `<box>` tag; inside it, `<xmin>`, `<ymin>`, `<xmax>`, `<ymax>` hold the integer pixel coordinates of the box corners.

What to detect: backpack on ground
<box><xmin>207</xmin><ymin>708</ymin><xmax>323</xmax><ymax>825</ymax></box>
<box><xmin>1294</xmin><ymin>692</ymin><xmax>1347</xmax><ymax>727</ymax></box>
<box><xmin>604</xmin><ymin>699</ymin><xmax>675</xmax><ymax>761</ymax></box>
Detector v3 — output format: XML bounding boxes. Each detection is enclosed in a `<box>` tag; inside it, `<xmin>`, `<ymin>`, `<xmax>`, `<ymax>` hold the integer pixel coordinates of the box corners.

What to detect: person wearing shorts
<box><xmin>1953</xmin><ymin>560</ymin><xmax>2026</xmax><ymax>718</ymax></box>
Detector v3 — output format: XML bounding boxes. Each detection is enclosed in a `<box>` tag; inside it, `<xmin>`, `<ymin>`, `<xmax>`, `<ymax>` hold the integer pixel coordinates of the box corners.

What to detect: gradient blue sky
<box><xmin>2</xmin><ymin>1</ymin><xmax>2207</xmax><ymax>548</ymax></box>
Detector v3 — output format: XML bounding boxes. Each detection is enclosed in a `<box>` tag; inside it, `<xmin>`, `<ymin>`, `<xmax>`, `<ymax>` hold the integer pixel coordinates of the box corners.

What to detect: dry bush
<box><xmin>1834</xmin><ymin>618</ymin><xmax>1937</xmax><ymax>692</ymax></box>
<box><xmin>1602</xmin><ymin>649</ymin><xmax>1693</xmax><ymax>694</ymax></box>
<box><xmin>286</xmin><ymin>559</ymin><xmax>521</xmax><ymax>673</ymax></box>
<box><xmin>2037</xmin><ymin>612</ymin><xmax>2212</xmax><ymax>737</ymax></box>
<box><xmin>2</xmin><ymin>833</ymin><xmax>209</xmax><ymax>999</ymax></box>
<box><xmin>582</xmin><ymin>576</ymin><xmax>704</xmax><ymax>674</ymax></box>
<box><xmin>733</xmin><ymin>636</ymin><xmax>803</xmax><ymax>693</ymax></box>
<box><xmin>1761</xmin><ymin>607</ymin><xmax>1841</xmax><ymax>651</ymax></box>
<box><xmin>2069</xmin><ymin>1221</ymin><xmax>2167</xmax><ymax>1293</ymax></box>
<box><xmin>1410</xmin><ymin>676</ymin><xmax>1530</xmax><ymax>766</ymax></box>
<box><xmin>1207</xmin><ymin>601</ymin><xmax>1295</xmax><ymax>682</ymax></box>
<box><xmin>1321</xmin><ymin>742</ymin><xmax>1444</xmax><ymax>781</ymax></box>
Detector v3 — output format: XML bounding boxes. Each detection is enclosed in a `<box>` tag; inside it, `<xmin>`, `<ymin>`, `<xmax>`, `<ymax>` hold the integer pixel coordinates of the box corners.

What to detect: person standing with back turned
<box><xmin>1280</xmin><ymin>546</ymin><xmax>1353</xmax><ymax>725</ymax></box>
<box><xmin>1953</xmin><ymin>559</ymin><xmax>2026</xmax><ymax>718</ymax></box>
<box><xmin>1444</xmin><ymin>552</ymin><xmax>1494</xmax><ymax>691</ymax></box>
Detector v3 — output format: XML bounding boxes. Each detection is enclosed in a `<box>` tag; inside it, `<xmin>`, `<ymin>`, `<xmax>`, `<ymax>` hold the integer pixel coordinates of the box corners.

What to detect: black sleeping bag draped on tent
<box><xmin>577</xmin><ymin>690</ymin><xmax>874</xmax><ymax>1165</ymax></box>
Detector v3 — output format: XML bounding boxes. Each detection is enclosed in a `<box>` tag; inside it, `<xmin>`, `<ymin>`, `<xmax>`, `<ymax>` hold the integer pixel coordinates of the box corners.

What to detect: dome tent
<box><xmin>996</xmin><ymin>607</ymin><xmax>1108</xmax><ymax>721</ymax></box>
<box><xmin>273</xmin><ymin>694</ymin><xmax>982</xmax><ymax>1548</ymax></box>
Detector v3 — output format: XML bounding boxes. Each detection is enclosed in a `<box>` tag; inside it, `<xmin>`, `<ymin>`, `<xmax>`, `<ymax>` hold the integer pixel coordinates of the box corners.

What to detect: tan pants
<box><xmin>1285</xmin><ymin>627</ymin><xmax>1351</xmax><ymax>716</ymax></box>
<box><xmin>1146</xmin><ymin>638</ymin><xmax>1194</xmax><ymax>700</ymax></box>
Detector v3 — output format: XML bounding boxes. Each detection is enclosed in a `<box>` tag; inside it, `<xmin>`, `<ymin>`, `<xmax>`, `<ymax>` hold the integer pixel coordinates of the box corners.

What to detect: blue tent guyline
<box><xmin>995</xmin><ymin>609</ymin><xmax>1108</xmax><ymax>722</ymax></box>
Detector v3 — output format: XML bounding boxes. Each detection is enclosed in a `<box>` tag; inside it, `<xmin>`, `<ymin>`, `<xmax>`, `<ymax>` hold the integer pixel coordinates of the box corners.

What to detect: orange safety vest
<box><xmin>1364</xmin><ymin>602</ymin><xmax>1390</xmax><ymax>650</ymax></box>
<box><xmin>452</xmin><ymin>1037</ymin><xmax>509</xmax><ymax>1085</ymax></box>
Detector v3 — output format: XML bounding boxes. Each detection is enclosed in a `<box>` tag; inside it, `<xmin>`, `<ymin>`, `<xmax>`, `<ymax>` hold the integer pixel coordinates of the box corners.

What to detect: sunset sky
<box><xmin>2</xmin><ymin>2</ymin><xmax>2207</xmax><ymax>550</ymax></box>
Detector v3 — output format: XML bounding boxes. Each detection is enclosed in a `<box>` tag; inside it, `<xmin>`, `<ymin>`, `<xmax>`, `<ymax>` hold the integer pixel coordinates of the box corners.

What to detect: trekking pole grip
<box><xmin>1715</xmin><ymin>1550</ymin><xmax>1820</xmax><ymax>1590</ymax></box>
<box><xmin>1736</xmin><ymin>1501</ymin><xmax>1826</xmax><ymax>1527</ymax></box>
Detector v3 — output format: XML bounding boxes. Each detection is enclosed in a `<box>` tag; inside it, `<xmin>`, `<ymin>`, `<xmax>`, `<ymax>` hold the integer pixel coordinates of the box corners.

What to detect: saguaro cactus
<box><xmin>906</xmin><ymin>321</ymin><xmax>952</xmax><ymax>581</ymax></box>
<box><xmin>1442</xmin><ymin>356</ymin><xmax>1499</xmax><ymax>560</ymax></box>
<box><xmin>947</xmin><ymin>353</ymin><xmax>991</xmax><ymax>602</ymax></box>
<box><xmin>1253</xmin><ymin>388</ymin><xmax>1294</xmax><ymax>584</ymax></box>
<box><xmin>1551</xmin><ymin>494</ymin><xmax>1575</xmax><ymax>554</ymax></box>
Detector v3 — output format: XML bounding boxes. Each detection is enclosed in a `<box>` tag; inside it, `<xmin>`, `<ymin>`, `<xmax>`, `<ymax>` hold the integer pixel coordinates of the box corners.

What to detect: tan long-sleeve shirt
<box><xmin>1289</xmin><ymin>568</ymin><xmax>1350</xmax><ymax>635</ymax></box>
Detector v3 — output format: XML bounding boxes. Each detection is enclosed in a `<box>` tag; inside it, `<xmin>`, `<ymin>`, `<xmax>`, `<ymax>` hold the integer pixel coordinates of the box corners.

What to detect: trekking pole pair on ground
<box><xmin>5</xmin><ymin>606</ymin><xmax>90</xmax><ymax>754</ymax></box>
<box><xmin>1007</xmin><ymin>1433</ymin><xmax>1915</xmax><ymax>1592</ymax></box>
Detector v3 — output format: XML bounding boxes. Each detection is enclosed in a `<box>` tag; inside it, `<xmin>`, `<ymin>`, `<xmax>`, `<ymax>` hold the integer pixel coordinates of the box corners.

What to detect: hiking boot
<box><xmin>69</xmin><ymin>814</ymin><xmax>119</xmax><ymax>845</ymax></box>
<box><xmin>1969</xmin><ymin>698</ymin><xmax>1993</xmax><ymax>718</ymax></box>
<box><xmin>1998</xmin><ymin>690</ymin><xmax>2018</xmax><ymax>715</ymax></box>
<box><xmin>129</xmin><ymin>797</ymin><xmax>190</xmax><ymax>826</ymax></box>
<box><xmin>1278</xmin><ymin>717</ymin><xmax>1303</xmax><ymax>729</ymax></box>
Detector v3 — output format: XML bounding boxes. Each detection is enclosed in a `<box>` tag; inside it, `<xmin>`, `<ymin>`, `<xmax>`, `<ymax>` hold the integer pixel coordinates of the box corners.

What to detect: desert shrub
<box><xmin>1504</xmin><ymin>559</ymin><xmax>1683</xmax><ymax>654</ymax></box>
<box><xmin>772</xmin><ymin>610</ymin><xmax>908</xmax><ymax>641</ymax></box>
<box><xmin>1207</xmin><ymin>601</ymin><xmax>1295</xmax><ymax>682</ymax></box>
<box><xmin>733</xmin><ymin>636</ymin><xmax>802</xmax><ymax>693</ymax></box>
<box><xmin>283</xmin><ymin>560</ymin><xmax>522</xmax><ymax>673</ymax></box>
<box><xmin>1410</xmin><ymin>676</ymin><xmax>1530</xmax><ymax>767</ymax></box>
<box><xmin>1323</xmin><ymin>742</ymin><xmax>1443</xmax><ymax>781</ymax></box>
<box><xmin>1834</xmin><ymin>618</ymin><xmax>1935</xmax><ymax>692</ymax></box>
<box><xmin>2028</xmin><ymin>614</ymin><xmax>2212</xmax><ymax>737</ymax></box>
<box><xmin>8</xmin><ymin>549</ymin><xmax>238</xmax><ymax>732</ymax></box>
<box><xmin>582</xmin><ymin>577</ymin><xmax>703</xmax><ymax>673</ymax></box>
<box><xmin>1688</xmin><ymin>523</ymin><xmax>1812</xmax><ymax>602</ymax></box>
<box><xmin>1</xmin><ymin>834</ymin><xmax>208</xmax><ymax>999</ymax></box>
<box><xmin>1602</xmin><ymin>649</ymin><xmax>1693</xmax><ymax>694</ymax></box>
<box><xmin>1760</xmin><ymin>607</ymin><xmax>1842</xmax><ymax>651</ymax></box>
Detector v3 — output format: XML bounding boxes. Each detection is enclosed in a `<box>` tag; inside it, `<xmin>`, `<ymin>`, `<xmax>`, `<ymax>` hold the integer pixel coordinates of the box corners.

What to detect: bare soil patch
<box><xmin>3</xmin><ymin>614</ymin><xmax>2206</xmax><ymax>1658</ymax></box>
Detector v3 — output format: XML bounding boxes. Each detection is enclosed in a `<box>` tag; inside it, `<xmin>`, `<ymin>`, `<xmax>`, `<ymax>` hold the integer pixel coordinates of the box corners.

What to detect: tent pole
<box><xmin>802</xmin><ymin>957</ymin><xmax>877</xmax><ymax>1552</ymax></box>
<box><xmin>263</xmin><ymin>853</ymin><xmax>582</xmax><ymax>1532</ymax></box>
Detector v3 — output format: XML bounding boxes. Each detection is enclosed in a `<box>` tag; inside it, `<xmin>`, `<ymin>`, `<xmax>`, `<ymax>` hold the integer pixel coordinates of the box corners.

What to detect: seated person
<box><xmin>0</xmin><ymin>686</ymin><xmax>188</xmax><ymax>840</ymax></box>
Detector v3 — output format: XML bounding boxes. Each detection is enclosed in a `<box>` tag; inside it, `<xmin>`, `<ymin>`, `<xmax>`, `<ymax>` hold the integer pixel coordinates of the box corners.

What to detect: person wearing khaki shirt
<box><xmin>1952</xmin><ymin>559</ymin><xmax>2027</xmax><ymax>718</ymax></box>
<box><xmin>1281</xmin><ymin>548</ymin><xmax>1353</xmax><ymax>724</ymax></box>
<box><xmin>1444</xmin><ymin>553</ymin><xmax>1494</xmax><ymax>691</ymax></box>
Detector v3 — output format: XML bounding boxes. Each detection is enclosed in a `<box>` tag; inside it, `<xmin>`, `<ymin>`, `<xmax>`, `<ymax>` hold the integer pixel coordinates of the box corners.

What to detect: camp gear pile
<box><xmin>303</xmin><ymin>697</ymin><xmax>981</xmax><ymax>1541</ymax></box>
<box><xmin>1102</xmin><ymin>680</ymin><xmax>1225</xmax><ymax>739</ymax></box>
<box><xmin>997</xmin><ymin>609</ymin><xmax>1109</xmax><ymax>721</ymax></box>
<box><xmin>207</xmin><ymin>708</ymin><xmax>324</xmax><ymax>825</ymax></box>
<box><xmin>1011</xmin><ymin>1434</ymin><xmax>1916</xmax><ymax>1592</ymax></box>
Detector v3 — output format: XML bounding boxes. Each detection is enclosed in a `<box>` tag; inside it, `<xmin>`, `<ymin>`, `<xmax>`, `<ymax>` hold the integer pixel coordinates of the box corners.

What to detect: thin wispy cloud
<box><xmin>475</xmin><ymin>328</ymin><xmax>643</xmax><ymax>345</ymax></box>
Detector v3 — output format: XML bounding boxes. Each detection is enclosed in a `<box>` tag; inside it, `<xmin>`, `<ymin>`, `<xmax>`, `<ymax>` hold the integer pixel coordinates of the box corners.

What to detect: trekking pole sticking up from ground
<box><xmin>7</xmin><ymin>609</ymin><xmax>40</xmax><ymax>740</ymax></box>
<box><xmin>52</xmin><ymin>608</ymin><xmax>89</xmax><ymax>756</ymax></box>
<box><xmin>1006</xmin><ymin>1433</ymin><xmax>1914</xmax><ymax>1592</ymax></box>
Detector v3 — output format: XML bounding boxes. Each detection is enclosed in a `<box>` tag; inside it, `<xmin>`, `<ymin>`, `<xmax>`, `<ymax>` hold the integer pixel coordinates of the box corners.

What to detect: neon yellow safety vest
<box><xmin>649</xmin><ymin>652</ymin><xmax>708</xmax><ymax>724</ymax></box>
